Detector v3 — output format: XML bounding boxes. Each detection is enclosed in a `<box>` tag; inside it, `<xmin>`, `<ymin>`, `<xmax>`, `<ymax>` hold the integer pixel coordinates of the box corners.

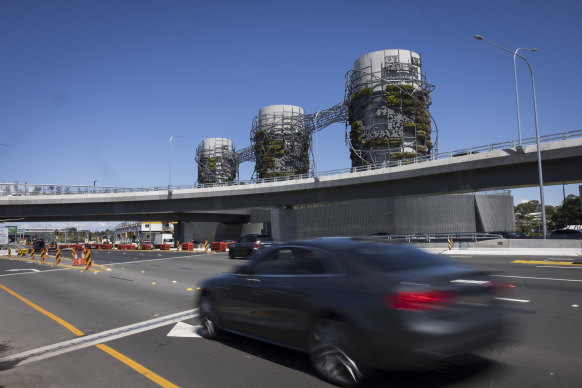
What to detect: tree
<box><xmin>551</xmin><ymin>195</ymin><xmax>582</xmax><ymax>228</ymax></box>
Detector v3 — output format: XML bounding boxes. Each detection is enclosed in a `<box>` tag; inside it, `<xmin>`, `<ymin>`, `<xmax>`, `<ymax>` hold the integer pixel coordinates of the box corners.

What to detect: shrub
<box><xmin>389</xmin><ymin>137</ymin><xmax>403</xmax><ymax>145</ymax></box>
<box><xmin>403</xmin><ymin>122</ymin><xmax>416</xmax><ymax>129</ymax></box>
<box><xmin>402</xmin><ymin>98</ymin><xmax>415</xmax><ymax>106</ymax></box>
<box><xmin>350</xmin><ymin>87</ymin><xmax>372</xmax><ymax>101</ymax></box>
<box><xmin>405</xmin><ymin>152</ymin><xmax>418</xmax><ymax>158</ymax></box>
<box><xmin>403</xmin><ymin>107</ymin><xmax>415</xmax><ymax>115</ymax></box>
<box><xmin>417</xmin><ymin>145</ymin><xmax>427</xmax><ymax>153</ymax></box>
<box><xmin>416</xmin><ymin>130</ymin><xmax>427</xmax><ymax>139</ymax></box>
<box><xmin>391</xmin><ymin>152</ymin><xmax>403</xmax><ymax>159</ymax></box>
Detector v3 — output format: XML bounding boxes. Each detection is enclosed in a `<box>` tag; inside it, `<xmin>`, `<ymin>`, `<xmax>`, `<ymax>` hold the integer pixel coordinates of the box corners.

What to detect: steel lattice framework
<box><xmin>235</xmin><ymin>102</ymin><xmax>347</xmax><ymax>164</ymax></box>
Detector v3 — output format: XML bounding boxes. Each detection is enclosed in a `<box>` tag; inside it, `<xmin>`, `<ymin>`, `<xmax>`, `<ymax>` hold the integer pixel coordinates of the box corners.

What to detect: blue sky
<box><xmin>1</xmin><ymin>0</ymin><xmax>581</xmax><ymax>230</ymax></box>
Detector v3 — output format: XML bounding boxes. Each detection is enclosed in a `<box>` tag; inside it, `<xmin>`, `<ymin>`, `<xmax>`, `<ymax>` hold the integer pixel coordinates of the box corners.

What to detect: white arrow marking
<box><xmin>167</xmin><ymin>322</ymin><xmax>201</xmax><ymax>338</ymax></box>
<box><xmin>5</xmin><ymin>269</ymin><xmax>40</xmax><ymax>273</ymax></box>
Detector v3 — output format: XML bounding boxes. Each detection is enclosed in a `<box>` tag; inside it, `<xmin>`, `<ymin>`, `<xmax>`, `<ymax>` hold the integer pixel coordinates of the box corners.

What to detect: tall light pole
<box><xmin>474</xmin><ymin>35</ymin><xmax>547</xmax><ymax>238</ymax></box>
<box><xmin>169</xmin><ymin>135</ymin><xmax>183</xmax><ymax>191</ymax></box>
<box><xmin>513</xmin><ymin>47</ymin><xmax>539</xmax><ymax>146</ymax></box>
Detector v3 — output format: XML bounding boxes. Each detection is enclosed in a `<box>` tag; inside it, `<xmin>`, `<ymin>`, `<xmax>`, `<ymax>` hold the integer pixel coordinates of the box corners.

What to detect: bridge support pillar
<box><xmin>270</xmin><ymin>206</ymin><xmax>297</xmax><ymax>242</ymax></box>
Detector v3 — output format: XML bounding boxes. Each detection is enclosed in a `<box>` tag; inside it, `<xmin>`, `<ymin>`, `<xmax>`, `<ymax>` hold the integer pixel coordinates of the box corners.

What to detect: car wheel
<box><xmin>228</xmin><ymin>250</ymin><xmax>235</xmax><ymax>259</ymax></box>
<box><xmin>198</xmin><ymin>296</ymin><xmax>221</xmax><ymax>339</ymax></box>
<box><xmin>308</xmin><ymin>319</ymin><xmax>368</xmax><ymax>386</ymax></box>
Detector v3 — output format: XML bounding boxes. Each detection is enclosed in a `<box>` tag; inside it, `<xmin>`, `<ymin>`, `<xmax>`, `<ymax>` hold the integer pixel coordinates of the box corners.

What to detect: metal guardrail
<box><xmin>368</xmin><ymin>233</ymin><xmax>505</xmax><ymax>243</ymax></box>
<box><xmin>2</xmin><ymin>129</ymin><xmax>581</xmax><ymax>197</ymax></box>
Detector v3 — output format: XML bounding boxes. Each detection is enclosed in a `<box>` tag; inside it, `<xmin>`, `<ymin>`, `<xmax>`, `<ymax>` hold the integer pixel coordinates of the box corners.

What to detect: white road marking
<box><xmin>103</xmin><ymin>255</ymin><xmax>201</xmax><ymax>266</ymax></box>
<box><xmin>494</xmin><ymin>297</ymin><xmax>530</xmax><ymax>303</ymax></box>
<box><xmin>167</xmin><ymin>322</ymin><xmax>201</xmax><ymax>338</ymax></box>
<box><xmin>491</xmin><ymin>275</ymin><xmax>582</xmax><ymax>283</ymax></box>
<box><xmin>5</xmin><ymin>269</ymin><xmax>40</xmax><ymax>273</ymax></box>
<box><xmin>535</xmin><ymin>266</ymin><xmax>582</xmax><ymax>269</ymax></box>
<box><xmin>0</xmin><ymin>268</ymin><xmax>67</xmax><ymax>277</ymax></box>
<box><xmin>0</xmin><ymin>309</ymin><xmax>198</xmax><ymax>366</ymax></box>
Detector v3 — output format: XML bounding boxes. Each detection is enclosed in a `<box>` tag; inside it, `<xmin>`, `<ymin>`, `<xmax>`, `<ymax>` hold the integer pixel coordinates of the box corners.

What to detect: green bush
<box><xmin>391</xmin><ymin>152</ymin><xmax>403</xmax><ymax>159</ymax></box>
<box><xmin>405</xmin><ymin>152</ymin><xmax>418</xmax><ymax>158</ymax></box>
<box><xmin>389</xmin><ymin>138</ymin><xmax>403</xmax><ymax>145</ymax></box>
<box><xmin>416</xmin><ymin>130</ymin><xmax>427</xmax><ymax>139</ymax></box>
<box><xmin>403</xmin><ymin>107</ymin><xmax>415</xmax><ymax>115</ymax></box>
<box><xmin>402</xmin><ymin>98</ymin><xmax>415</xmax><ymax>106</ymax></box>
<box><xmin>387</xmin><ymin>96</ymin><xmax>400</xmax><ymax>107</ymax></box>
<box><xmin>426</xmin><ymin>140</ymin><xmax>433</xmax><ymax>150</ymax></box>
<box><xmin>417</xmin><ymin>145</ymin><xmax>427</xmax><ymax>153</ymax></box>
<box><xmin>254</xmin><ymin>130</ymin><xmax>265</xmax><ymax>139</ymax></box>
<box><xmin>403</xmin><ymin>122</ymin><xmax>416</xmax><ymax>129</ymax></box>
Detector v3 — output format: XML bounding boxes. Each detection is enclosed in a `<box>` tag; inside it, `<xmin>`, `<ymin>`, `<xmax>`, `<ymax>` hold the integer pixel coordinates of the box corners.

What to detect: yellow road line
<box><xmin>0</xmin><ymin>284</ymin><xmax>85</xmax><ymax>336</ymax></box>
<box><xmin>0</xmin><ymin>284</ymin><xmax>178</xmax><ymax>387</ymax></box>
<box><xmin>96</xmin><ymin>344</ymin><xmax>179</xmax><ymax>388</ymax></box>
<box><xmin>512</xmin><ymin>260</ymin><xmax>582</xmax><ymax>266</ymax></box>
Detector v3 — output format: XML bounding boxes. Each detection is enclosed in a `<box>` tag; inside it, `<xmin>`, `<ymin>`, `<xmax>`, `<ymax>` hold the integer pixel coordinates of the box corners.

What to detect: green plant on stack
<box><xmin>405</xmin><ymin>152</ymin><xmax>418</xmax><ymax>158</ymax></box>
<box><xmin>350</xmin><ymin>87</ymin><xmax>372</xmax><ymax>102</ymax></box>
<box><xmin>209</xmin><ymin>157</ymin><xmax>216</xmax><ymax>171</ymax></box>
<box><xmin>391</xmin><ymin>152</ymin><xmax>403</xmax><ymax>159</ymax></box>
<box><xmin>417</xmin><ymin>145</ymin><xmax>427</xmax><ymax>153</ymax></box>
<box><xmin>389</xmin><ymin>138</ymin><xmax>403</xmax><ymax>145</ymax></box>
<box><xmin>426</xmin><ymin>140</ymin><xmax>433</xmax><ymax>150</ymax></box>
<box><xmin>362</xmin><ymin>137</ymin><xmax>388</xmax><ymax>148</ymax></box>
<box><xmin>350</xmin><ymin>120</ymin><xmax>362</xmax><ymax>145</ymax></box>
<box><xmin>403</xmin><ymin>122</ymin><xmax>416</xmax><ymax>129</ymax></box>
<box><xmin>416</xmin><ymin>130</ymin><xmax>427</xmax><ymax>139</ymax></box>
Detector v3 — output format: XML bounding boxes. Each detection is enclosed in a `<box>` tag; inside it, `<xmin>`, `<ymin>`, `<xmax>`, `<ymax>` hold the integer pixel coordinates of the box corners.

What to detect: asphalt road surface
<box><xmin>1</xmin><ymin>249</ymin><xmax>581</xmax><ymax>387</ymax></box>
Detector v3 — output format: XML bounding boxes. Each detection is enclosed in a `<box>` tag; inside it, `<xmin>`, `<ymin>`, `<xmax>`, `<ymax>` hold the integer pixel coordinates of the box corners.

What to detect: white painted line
<box><xmin>103</xmin><ymin>254</ymin><xmax>201</xmax><ymax>266</ymax></box>
<box><xmin>0</xmin><ymin>268</ymin><xmax>68</xmax><ymax>277</ymax></box>
<box><xmin>0</xmin><ymin>309</ymin><xmax>198</xmax><ymax>366</ymax></box>
<box><xmin>535</xmin><ymin>266</ymin><xmax>582</xmax><ymax>269</ymax></box>
<box><xmin>494</xmin><ymin>297</ymin><xmax>530</xmax><ymax>303</ymax></box>
<box><xmin>492</xmin><ymin>274</ymin><xmax>582</xmax><ymax>283</ymax></box>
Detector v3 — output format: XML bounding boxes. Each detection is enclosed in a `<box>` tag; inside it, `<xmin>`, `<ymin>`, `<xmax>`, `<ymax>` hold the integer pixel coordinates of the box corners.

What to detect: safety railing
<box><xmin>1</xmin><ymin>129</ymin><xmax>580</xmax><ymax>196</ymax></box>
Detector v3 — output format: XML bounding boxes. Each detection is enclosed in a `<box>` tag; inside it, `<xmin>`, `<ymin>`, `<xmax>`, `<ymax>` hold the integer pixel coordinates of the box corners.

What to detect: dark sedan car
<box><xmin>228</xmin><ymin>234</ymin><xmax>275</xmax><ymax>259</ymax></box>
<box><xmin>196</xmin><ymin>238</ymin><xmax>509</xmax><ymax>386</ymax></box>
<box><xmin>549</xmin><ymin>229</ymin><xmax>582</xmax><ymax>239</ymax></box>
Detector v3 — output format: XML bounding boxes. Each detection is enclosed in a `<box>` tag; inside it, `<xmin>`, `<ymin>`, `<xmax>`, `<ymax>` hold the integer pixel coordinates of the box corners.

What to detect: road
<box><xmin>0</xmin><ymin>249</ymin><xmax>581</xmax><ymax>387</ymax></box>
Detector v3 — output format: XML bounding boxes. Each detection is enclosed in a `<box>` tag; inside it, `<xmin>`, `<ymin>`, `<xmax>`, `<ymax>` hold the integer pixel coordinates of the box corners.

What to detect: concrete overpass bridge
<box><xmin>2</xmin><ymin>133</ymin><xmax>582</xmax><ymax>236</ymax></box>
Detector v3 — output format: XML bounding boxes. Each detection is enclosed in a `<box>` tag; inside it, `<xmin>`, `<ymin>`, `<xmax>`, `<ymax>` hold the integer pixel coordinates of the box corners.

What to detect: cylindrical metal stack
<box><xmin>346</xmin><ymin>49</ymin><xmax>434</xmax><ymax>166</ymax></box>
<box><xmin>251</xmin><ymin>105</ymin><xmax>310</xmax><ymax>179</ymax></box>
<box><xmin>195</xmin><ymin>138</ymin><xmax>238</xmax><ymax>184</ymax></box>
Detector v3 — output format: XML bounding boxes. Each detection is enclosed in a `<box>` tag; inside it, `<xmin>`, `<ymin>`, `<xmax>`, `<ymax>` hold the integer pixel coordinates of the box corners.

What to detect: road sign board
<box><xmin>0</xmin><ymin>227</ymin><xmax>8</xmax><ymax>244</ymax></box>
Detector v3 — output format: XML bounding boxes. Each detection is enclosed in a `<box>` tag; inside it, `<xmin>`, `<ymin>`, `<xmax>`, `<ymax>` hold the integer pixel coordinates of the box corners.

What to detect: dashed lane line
<box><xmin>492</xmin><ymin>274</ymin><xmax>582</xmax><ymax>282</ymax></box>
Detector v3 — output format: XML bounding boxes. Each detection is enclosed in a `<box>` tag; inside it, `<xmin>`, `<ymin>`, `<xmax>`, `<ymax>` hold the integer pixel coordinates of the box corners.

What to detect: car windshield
<box><xmin>347</xmin><ymin>243</ymin><xmax>452</xmax><ymax>272</ymax></box>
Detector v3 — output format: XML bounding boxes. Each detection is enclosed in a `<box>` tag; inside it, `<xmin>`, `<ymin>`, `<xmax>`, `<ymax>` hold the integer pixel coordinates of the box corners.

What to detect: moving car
<box><xmin>228</xmin><ymin>234</ymin><xmax>275</xmax><ymax>259</ymax></box>
<box><xmin>32</xmin><ymin>239</ymin><xmax>46</xmax><ymax>251</ymax></box>
<box><xmin>549</xmin><ymin>229</ymin><xmax>582</xmax><ymax>239</ymax></box>
<box><xmin>196</xmin><ymin>238</ymin><xmax>509</xmax><ymax>386</ymax></box>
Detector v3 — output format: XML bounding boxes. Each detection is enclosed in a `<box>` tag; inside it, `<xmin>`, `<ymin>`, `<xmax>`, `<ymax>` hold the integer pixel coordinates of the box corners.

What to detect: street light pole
<box><xmin>513</xmin><ymin>48</ymin><xmax>539</xmax><ymax>147</ymax></box>
<box><xmin>169</xmin><ymin>135</ymin><xmax>183</xmax><ymax>191</ymax></box>
<box><xmin>314</xmin><ymin>111</ymin><xmax>320</xmax><ymax>177</ymax></box>
<box><xmin>474</xmin><ymin>35</ymin><xmax>547</xmax><ymax>238</ymax></box>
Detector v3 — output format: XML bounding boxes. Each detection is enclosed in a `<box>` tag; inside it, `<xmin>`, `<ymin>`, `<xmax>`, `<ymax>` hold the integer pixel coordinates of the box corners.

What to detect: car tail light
<box><xmin>254</xmin><ymin>242</ymin><xmax>260</xmax><ymax>249</ymax></box>
<box><xmin>385</xmin><ymin>291</ymin><xmax>454</xmax><ymax>311</ymax></box>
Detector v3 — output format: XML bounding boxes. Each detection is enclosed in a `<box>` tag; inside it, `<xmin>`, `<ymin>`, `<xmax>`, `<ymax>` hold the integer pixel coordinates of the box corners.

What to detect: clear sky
<box><xmin>1</xmin><ymin>0</ymin><xmax>581</xmax><ymax>230</ymax></box>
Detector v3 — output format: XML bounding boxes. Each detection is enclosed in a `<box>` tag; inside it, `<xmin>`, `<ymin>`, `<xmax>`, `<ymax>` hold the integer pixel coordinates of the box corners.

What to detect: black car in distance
<box><xmin>197</xmin><ymin>238</ymin><xmax>510</xmax><ymax>386</ymax></box>
<box><xmin>228</xmin><ymin>234</ymin><xmax>275</xmax><ymax>259</ymax></box>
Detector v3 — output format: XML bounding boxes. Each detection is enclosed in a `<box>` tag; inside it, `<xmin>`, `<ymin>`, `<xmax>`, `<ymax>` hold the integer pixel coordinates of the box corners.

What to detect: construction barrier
<box><xmin>81</xmin><ymin>248</ymin><xmax>87</xmax><ymax>265</ymax></box>
<box><xmin>177</xmin><ymin>241</ymin><xmax>180</xmax><ymax>251</ymax></box>
<box><xmin>204</xmin><ymin>240</ymin><xmax>209</xmax><ymax>252</ymax></box>
<box><xmin>160</xmin><ymin>244</ymin><xmax>170</xmax><ymax>251</ymax></box>
<box><xmin>447</xmin><ymin>238</ymin><xmax>453</xmax><ymax>250</ymax></box>
<box><xmin>210</xmin><ymin>242</ymin><xmax>228</xmax><ymax>252</ymax></box>
<box><xmin>19</xmin><ymin>249</ymin><xmax>24</xmax><ymax>258</ymax></box>
<box><xmin>56</xmin><ymin>247</ymin><xmax>61</xmax><ymax>265</ymax></box>
<box><xmin>30</xmin><ymin>248</ymin><xmax>35</xmax><ymax>261</ymax></box>
<box><xmin>85</xmin><ymin>248</ymin><xmax>92</xmax><ymax>269</ymax></box>
<box><xmin>140</xmin><ymin>244</ymin><xmax>151</xmax><ymax>251</ymax></box>
<box><xmin>182</xmin><ymin>243</ymin><xmax>193</xmax><ymax>251</ymax></box>
<box><xmin>7</xmin><ymin>248</ymin><xmax>11</xmax><ymax>257</ymax></box>
<box><xmin>41</xmin><ymin>248</ymin><xmax>46</xmax><ymax>263</ymax></box>
<box><xmin>129</xmin><ymin>245</ymin><xmax>136</xmax><ymax>250</ymax></box>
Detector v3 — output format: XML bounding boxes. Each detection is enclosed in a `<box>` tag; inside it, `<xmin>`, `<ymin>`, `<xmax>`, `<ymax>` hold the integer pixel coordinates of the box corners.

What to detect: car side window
<box><xmin>251</xmin><ymin>248</ymin><xmax>296</xmax><ymax>275</ymax></box>
<box><xmin>250</xmin><ymin>247</ymin><xmax>327</xmax><ymax>275</ymax></box>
